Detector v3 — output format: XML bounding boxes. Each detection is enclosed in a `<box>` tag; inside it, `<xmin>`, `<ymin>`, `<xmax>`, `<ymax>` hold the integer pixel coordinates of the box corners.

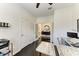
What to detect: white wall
<box><xmin>0</xmin><ymin>3</ymin><xmax>37</xmax><ymax>55</ymax></box>
<box><xmin>37</xmin><ymin>15</ymin><xmax>53</xmax><ymax>24</ymax></box>
<box><xmin>53</xmin><ymin>4</ymin><xmax>79</xmax><ymax>44</ymax></box>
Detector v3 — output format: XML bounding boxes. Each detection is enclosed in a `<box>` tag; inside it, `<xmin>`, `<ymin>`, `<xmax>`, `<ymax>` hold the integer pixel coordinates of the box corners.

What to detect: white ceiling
<box><xmin>20</xmin><ymin>3</ymin><xmax>75</xmax><ymax>17</ymax></box>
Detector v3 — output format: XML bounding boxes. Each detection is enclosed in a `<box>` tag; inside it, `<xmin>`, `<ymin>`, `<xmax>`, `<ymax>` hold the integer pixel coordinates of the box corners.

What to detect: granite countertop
<box><xmin>36</xmin><ymin>41</ymin><xmax>79</xmax><ymax>56</ymax></box>
<box><xmin>36</xmin><ymin>41</ymin><xmax>55</xmax><ymax>56</ymax></box>
<box><xmin>68</xmin><ymin>38</ymin><xmax>79</xmax><ymax>44</ymax></box>
<box><xmin>0</xmin><ymin>39</ymin><xmax>9</xmax><ymax>49</ymax></box>
<box><xmin>57</xmin><ymin>45</ymin><xmax>79</xmax><ymax>56</ymax></box>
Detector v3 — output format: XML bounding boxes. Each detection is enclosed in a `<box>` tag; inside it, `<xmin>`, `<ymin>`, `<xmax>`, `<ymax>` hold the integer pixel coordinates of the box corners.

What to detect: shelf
<box><xmin>0</xmin><ymin>26</ymin><xmax>10</xmax><ymax>28</ymax></box>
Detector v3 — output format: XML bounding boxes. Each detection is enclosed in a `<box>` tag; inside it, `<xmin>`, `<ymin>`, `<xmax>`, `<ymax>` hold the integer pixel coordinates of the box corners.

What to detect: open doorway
<box><xmin>35</xmin><ymin>22</ymin><xmax>53</xmax><ymax>43</ymax></box>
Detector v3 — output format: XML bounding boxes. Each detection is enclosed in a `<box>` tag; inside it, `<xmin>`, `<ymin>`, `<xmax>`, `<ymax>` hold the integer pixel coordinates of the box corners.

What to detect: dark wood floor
<box><xmin>14</xmin><ymin>40</ymin><xmax>39</xmax><ymax>56</ymax></box>
<box><xmin>14</xmin><ymin>40</ymin><xmax>57</xmax><ymax>56</ymax></box>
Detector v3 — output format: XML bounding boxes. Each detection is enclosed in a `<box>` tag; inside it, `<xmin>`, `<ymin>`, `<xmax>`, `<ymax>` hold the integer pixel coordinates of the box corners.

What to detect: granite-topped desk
<box><xmin>36</xmin><ymin>41</ymin><xmax>79</xmax><ymax>56</ymax></box>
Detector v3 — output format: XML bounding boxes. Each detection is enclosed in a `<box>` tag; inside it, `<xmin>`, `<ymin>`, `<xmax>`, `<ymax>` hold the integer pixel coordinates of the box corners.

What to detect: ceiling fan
<box><xmin>36</xmin><ymin>3</ymin><xmax>53</xmax><ymax>8</ymax></box>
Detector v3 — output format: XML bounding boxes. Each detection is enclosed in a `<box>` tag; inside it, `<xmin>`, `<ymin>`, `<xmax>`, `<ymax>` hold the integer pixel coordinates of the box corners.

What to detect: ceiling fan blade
<box><xmin>36</xmin><ymin>3</ymin><xmax>40</xmax><ymax>8</ymax></box>
<box><xmin>48</xmin><ymin>3</ymin><xmax>53</xmax><ymax>5</ymax></box>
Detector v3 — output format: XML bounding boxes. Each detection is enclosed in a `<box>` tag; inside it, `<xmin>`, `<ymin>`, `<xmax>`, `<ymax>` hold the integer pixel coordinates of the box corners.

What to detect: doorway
<box><xmin>35</xmin><ymin>22</ymin><xmax>53</xmax><ymax>43</ymax></box>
